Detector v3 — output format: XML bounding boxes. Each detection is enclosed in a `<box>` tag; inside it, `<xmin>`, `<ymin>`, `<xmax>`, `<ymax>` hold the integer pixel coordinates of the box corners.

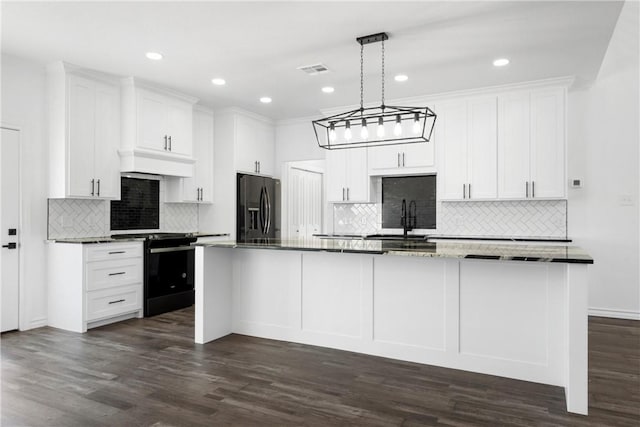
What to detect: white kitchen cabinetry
<box><xmin>47</xmin><ymin>62</ymin><xmax>120</xmax><ymax>199</ymax></box>
<box><xmin>440</xmin><ymin>97</ymin><xmax>498</xmax><ymax>200</ymax></box>
<box><xmin>235</xmin><ymin>114</ymin><xmax>275</xmax><ymax>176</ymax></box>
<box><xmin>368</xmin><ymin>141</ymin><xmax>435</xmax><ymax>174</ymax></box>
<box><xmin>120</xmin><ymin>77</ymin><xmax>198</xmax><ymax>176</ymax></box>
<box><xmin>326</xmin><ymin>148</ymin><xmax>369</xmax><ymax>203</ymax></box>
<box><xmin>497</xmin><ymin>88</ymin><xmax>566</xmax><ymax>199</ymax></box>
<box><xmin>166</xmin><ymin>107</ymin><xmax>214</xmax><ymax>203</ymax></box>
<box><xmin>48</xmin><ymin>241</ymin><xmax>144</xmax><ymax>333</ymax></box>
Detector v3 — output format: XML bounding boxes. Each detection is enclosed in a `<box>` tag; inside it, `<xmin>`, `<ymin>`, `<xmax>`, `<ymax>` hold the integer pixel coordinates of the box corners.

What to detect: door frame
<box><xmin>1</xmin><ymin>124</ymin><xmax>24</xmax><ymax>331</ymax></box>
<box><xmin>281</xmin><ymin>160</ymin><xmax>325</xmax><ymax>240</ymax></box>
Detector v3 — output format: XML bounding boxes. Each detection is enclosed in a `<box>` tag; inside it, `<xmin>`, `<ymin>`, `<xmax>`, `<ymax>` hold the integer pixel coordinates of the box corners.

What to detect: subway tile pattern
<box><xmin>162</xmin><ymin>203</ymin><xmax>199</xmax><ymax>232</ymax></box>
<box><xmin>334</xmin><ymin>199</ymin><xmax>567</xmax><ymax>238</ymax></box>
<box><xmin>48</xmin><ymin>199</ymin><xmax>109</xmax><ymax>239</ymax></box>
<box><xmin>333</xmin><ymin>204</ymin><xmax>378</xmax><ymax>234</ymax></box>
<box><xmin>438</xmin><ymin>200</ymin><xmax>567</xmax><ymax>238</ymax></box>
<box><xmin>48</xmin><ymin>198</ymin><xmax>200</xmax><ymax>239</ymax></box>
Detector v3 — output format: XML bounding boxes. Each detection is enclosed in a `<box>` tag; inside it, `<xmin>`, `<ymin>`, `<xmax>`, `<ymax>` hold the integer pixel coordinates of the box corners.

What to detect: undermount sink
<box><xmin>364</xmin><ymin>234</ymin><xmax>428</xmax><ymax>241</ymax></box>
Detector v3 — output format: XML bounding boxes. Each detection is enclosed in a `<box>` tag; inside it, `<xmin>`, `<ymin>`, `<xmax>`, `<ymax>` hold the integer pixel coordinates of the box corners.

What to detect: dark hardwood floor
<box><xmin>2</xmin><ymin>308</ymin><xmax>639</xmax><ymax>426</ymax></box>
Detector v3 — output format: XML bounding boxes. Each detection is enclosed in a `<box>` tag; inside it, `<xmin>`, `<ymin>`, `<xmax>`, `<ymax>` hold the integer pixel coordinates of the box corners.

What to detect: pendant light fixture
<box><xmin>313</xmin><ymin>32</ymin><xmax>436</xmax><ymax>150</ymax></box>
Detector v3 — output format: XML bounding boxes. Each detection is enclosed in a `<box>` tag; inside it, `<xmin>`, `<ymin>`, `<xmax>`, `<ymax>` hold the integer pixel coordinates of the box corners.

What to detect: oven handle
<box><xmin>149</xmin><ymin>246</ymin><xmax>195</xmax><ymax>254</ymax></box>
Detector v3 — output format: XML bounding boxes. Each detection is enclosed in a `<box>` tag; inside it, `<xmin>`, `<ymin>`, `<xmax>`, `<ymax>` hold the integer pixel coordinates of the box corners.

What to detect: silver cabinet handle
<box><xmin>164</xmin><ymin>135</ymin><xmax>168</xmax><ymax>150</ymax></box>
<box><xmin>397</xmin><ymin>153</ymin><xmax>401</xmax><ymax>167</ymax></box>
<box><xmin>468</xmin><ymin>183</ymin><xmax>472</xmax><ymax>199</ymax></box>
<box><xmin>168</xmin><ymin>136</ymin><xmax>172</xmax><ymax>151</ymax></box>
<box><xmin>463</xmin><ymin>183</ymin><xmax>466</xmax><ymax>199</ymax></box>
<box><xmin>526</xmin><ymin>181</ymin><xmax>529</xmax><ymax>198</ymax></box>
<box><xmin>402</xmin><ymin>152</ymin><xmax>406</xmax><ymax>167</ymax></box>
<box><xmin>342</xmin><ymin>188</ymin><xmax>345</xmax><ymax>201</ymax></box>
<box><xmin>347</xmin><ymin>187</ymin><xmax>350</xmax><ymax>201</ymax></box>
<box><xmin>149</xmin><ymin>246</ymin><xmax>195</xmax><ymax>254</ymax></box>
<box><xmin>255</xmin><ymin>161</ymin><xmax>258</xmax><ymax>173</ymax></box>
<box><xmin>108</xmin><ymin>299</ymin><xmax>125</xmax><ymax>305</ymax></box>
<box><xmin>91</xmin><ymin>179</ymin><xmax>95</xmax><ymax>196</ymax></box>
<box><xmin>258</xmin><ymin>161</ymin><xmax>261</xmax><ymax>173</ymax></box>
<box><xmin>532</xmin><ymin>181</ymin><xmax>535</xmax><ymax>198</ymax></box>
<box><xmin>96</xmin><ymin>179</ymin><xmax>100</xmax><ymax>197</ymax></box>
<box><xmin>108</xmin><ymin>272</ymin><xmax>125</xmax><ymax>276</ymax></box>
<box><xmin>108</xmin><ymin>251</ymin><xmax>125</xmax><ymax>255</ymax></box>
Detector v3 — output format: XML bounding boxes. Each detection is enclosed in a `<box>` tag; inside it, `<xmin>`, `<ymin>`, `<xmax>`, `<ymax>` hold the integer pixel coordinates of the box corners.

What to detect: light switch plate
<box><xmin>618</xmin><ymin>195</ymin><xmax>635</xmax><ymax>206</ymax></box>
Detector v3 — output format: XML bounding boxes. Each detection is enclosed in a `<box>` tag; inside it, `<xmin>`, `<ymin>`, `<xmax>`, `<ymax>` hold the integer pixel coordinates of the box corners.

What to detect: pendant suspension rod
<box><xmin>360</xmin><ymin>43</ymin><xmax>364</xmax><ymax>111</ymax></box>
<box><xmin>381</xmin><ymin>38</ymin><xmax>385</xmax><ymax>107</ymax></box>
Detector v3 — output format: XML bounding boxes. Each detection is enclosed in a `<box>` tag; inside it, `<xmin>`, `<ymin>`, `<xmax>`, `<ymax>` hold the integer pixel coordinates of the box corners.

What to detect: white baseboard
<box><xmin>589</xmin><ymin>307</ymin><xmax>640</xmax><ymax>320</ymax></box>
<box><xmin>23</xmin><ymin>317</ymin><xmax>48</xmax><ymax>330</ymax></box>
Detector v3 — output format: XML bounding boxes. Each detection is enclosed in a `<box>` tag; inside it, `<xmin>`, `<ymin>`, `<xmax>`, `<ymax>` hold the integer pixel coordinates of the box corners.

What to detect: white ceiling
<box><xmin>1</xmin><ymin>1</ymin><xmax>624</xmax><ymax>121</ymax></box>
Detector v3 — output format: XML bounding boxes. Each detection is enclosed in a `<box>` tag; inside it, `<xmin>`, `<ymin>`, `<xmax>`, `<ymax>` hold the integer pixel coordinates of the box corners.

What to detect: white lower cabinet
<box><xmin>48</xmin><ymin>241</ymin><xmax>144</xmax><ymax>332</ymax></box>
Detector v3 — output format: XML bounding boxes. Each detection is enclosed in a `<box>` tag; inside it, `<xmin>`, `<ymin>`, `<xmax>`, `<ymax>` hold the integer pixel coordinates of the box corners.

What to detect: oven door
<box><xmin>146</xmin><ymin>246</ymin><xmax>195</xmax><ymax>298</ymax></box>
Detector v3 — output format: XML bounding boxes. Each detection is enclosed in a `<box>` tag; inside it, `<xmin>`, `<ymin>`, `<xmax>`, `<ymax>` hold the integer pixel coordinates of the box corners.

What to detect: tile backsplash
<box><xmin>48</xmin><ymin>198</ymin><xmax>199</xmax><ymax>239</ymax></box>
<box><xmin>333</xmin><ymin>199</ymin><xmax>567</xmax><ymax>238</ymax></box>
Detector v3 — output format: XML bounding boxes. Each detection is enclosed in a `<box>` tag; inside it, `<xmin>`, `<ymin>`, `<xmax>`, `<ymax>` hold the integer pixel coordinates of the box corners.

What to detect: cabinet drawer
<box><xmin>86</xmin><ymin>258</ymin><xmax>143</xmax><ymax>291</ymax></box>
<box><xmin>85</xmin><ymin>242</ymin><xmax>143</xmax><ymax>262</ymax></box>
<box><xmin>86</xmin><ymin>284</ymin><xmax>142</xmax><ymax>321</ymax></box>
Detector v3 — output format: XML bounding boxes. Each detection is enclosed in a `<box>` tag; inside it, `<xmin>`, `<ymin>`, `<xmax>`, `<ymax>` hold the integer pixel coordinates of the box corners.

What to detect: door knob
<box><xmin>2</xmin><ymin>242</ymin><xmax>17</xmax><ymax>249</ymax></box>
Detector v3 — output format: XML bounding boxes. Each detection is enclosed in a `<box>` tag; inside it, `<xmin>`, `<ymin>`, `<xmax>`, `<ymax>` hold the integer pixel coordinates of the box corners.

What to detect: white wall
<box><xmin>274</xmin><ymin>118</ymin><xmax>326</xmax><ymax>178</ymax></box>
<box><xmin>1</xmin><ymin>54</ymin><xmax>49</xmax><ymax>329</ymax></box>
<box><xmin>568</xmin><ymin>1</ymin><xmax>639</xmax><ymax>319</ymax></box>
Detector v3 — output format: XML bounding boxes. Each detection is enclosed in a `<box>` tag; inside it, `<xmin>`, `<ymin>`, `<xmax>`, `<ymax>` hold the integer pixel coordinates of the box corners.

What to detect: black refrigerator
<box><xmin>237</xmin><ymin>173</ymin><xmax>280</xmax><ymax>241</ymax></box>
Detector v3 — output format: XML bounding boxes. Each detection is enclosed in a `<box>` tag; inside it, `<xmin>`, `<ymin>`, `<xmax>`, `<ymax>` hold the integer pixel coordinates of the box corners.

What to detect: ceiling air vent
<box><xmin>297</xmin><ymin>63</ymin><xmax>330</xmax><ymax>75</ymax></box>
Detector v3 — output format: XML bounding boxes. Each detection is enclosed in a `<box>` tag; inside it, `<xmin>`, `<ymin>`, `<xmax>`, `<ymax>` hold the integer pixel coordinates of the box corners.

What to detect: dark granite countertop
<box><xmin>196</xmin><ymin>238</ymin><xmax>593</xmax><ymax>264</ymax></box>
<box><xmin>48</xmin><ymin>232</ymin><xmax>230</xmax><ymax>244</ymax></box>
<box><xmin>314</xmin><ymin>233</ymin><xmax>572</xmax><ymax>243</ymax></box>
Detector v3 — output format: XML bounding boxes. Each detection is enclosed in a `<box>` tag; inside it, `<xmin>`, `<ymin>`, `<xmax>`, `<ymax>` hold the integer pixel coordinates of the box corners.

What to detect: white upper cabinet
<box><xmin>530</xmin><ymin>88</ymin><xmax>565</xmax><ymax>198</ymax></box>
<box><xmin>235</xmin><ymin>114</ymin><xmax>275</xmax><ymax>176</ymax></box>
<box><xmin>166</xmin><ymin>107</ymin><xmax>214</xmax><ymax>203</ymax></box>
<box><xmin>121</xmin><ymin>77</ymin><xmax>198</xmax><ymax>176</ymax></box>
<box><xmin>47</xmin><ymin>62</ymin><xmax>120</xmax><ymax>199</ymax></box>
<box><xmin>467</xmin><ymin>96</ymin><xmax>498</xmax><ymax>199</ymax></box>
<box><xmin>326</xmin><ymin>148</ymin><xmax>368</xmax><ymax>203</ymax></box>
<box><xmin>497</xmin><ymin>87</ymin><xmax>566</xmax><ymax>199</ymax></box>
<box><xmin>440</xmin><ymin>99</ymin><xmax>469</xmax><ymax>200</ymax></box>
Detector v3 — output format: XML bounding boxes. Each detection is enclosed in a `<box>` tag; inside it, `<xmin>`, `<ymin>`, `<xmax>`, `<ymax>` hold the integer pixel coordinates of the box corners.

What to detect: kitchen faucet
<box><xmin>401</xmin><ymin>199</ymin><xmax>417</xmax><ymax>238</ymax></box>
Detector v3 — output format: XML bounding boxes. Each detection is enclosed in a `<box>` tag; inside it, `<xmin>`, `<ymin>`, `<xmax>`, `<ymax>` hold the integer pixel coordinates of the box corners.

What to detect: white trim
<box><xmin>120</xmin><ymin>76</ymin><xmax>199</xmax><ymax>104</ymax></box>
<box><xmin>588</xmin><ymin>307</ymin><xmax>640</xmax><ymax>320</ymax></box>
<box><xmin>46</xmin><ymin>61</ymin><xmax>121</xmax><ymax>86</ymax></box>
<box><xmin>276</xmin><ymin>114</ymin><xmax>324</xmax><ymax>127</ymax></box>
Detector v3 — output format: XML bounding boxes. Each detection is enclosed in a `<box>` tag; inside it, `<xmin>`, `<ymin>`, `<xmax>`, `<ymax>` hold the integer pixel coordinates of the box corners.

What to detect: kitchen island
<box><xmin>194</xmin><ymin>239</ymin><xmax>592</xmax><ymax>415</ymax></box>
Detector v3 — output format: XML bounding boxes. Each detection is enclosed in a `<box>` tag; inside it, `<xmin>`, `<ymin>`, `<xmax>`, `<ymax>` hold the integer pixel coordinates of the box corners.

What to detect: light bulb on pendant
<box><xmin>412</xmin><ymin>112</ymin><xmax>421</xmax><ymax>135</ymax></box>
<box><xmin>377</xmin><ymin>116</ymin><xmax>385</xmax><ymax>138</ymax></box>
<box><xmin>361</xmin><ymin>118</ymin><xmax>369</xmax><ymax>139</ymax></box>
<box><xmin>344</xmin><ymin>120</ymin><xmax>352</xmax><ymax>141</ymax></box>
<box><xmin>329</xmin><ymin>122</ymin><xmax>337</xmax><ymax>142</ymax></box>
<box><xmin>394</xmin><ymin>115</ymin><xmax>402</xmax><ymax>136</ymax></box>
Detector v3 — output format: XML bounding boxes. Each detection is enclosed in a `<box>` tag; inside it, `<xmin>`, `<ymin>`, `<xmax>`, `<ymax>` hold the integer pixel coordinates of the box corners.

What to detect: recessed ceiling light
<box><xmin>322</xmin><ymin>86</ymin><xmax>335</xmax><ymax>94</ymax></box>
<box><xmin>394</xmin><ymin>74</ymin><xmax>408</xmax><ymax>82</ymax></box>
<box><xmin>260</xmin><ymin>97</ymin><xmax>272</xmax><ymax>104</ymax></box>
<box><xmin>493</xmin><ymin>58</ymin><xmax>510</xmax><ymax>67</ymax></box>
<box><xmin>145</xmin><ymin>52</ymin><xmax>163</xmax><ymax>61</ymax></box>
<box><xmin>211</xmin><ymin>78</ymin><xmax>226</xmax><ymax>86</ymax></box>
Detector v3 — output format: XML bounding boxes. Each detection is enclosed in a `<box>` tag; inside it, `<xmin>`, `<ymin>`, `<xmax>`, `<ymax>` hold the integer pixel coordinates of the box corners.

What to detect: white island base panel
<box><xmin>195</xmin><ymin>247</ymin><xmax>588</xmax><ymax>415</ymax></box>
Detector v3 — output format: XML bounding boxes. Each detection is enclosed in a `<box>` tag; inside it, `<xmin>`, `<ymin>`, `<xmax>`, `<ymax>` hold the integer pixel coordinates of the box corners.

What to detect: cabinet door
<box><xmin>67</xmin><ymin>75</ymin><xmax>96</xmax><ymax>197</ymax></box>
<box><xmin>369</xmin><ymin>145</ymin><xmax>402</xmax><ymax>170</ymax></box>
<box><xmin>530</xmin><ymin>88</ymin><xmax>565</xmax><ymax>198</ymax></box>
<box><xmin>166</xmin><ymin>100</ymin><xmax>193</xmax><ymax>157</ymax></box>
<box><xmin>325</xmin><ymin>150</ymin><xmax>347</xmax><ymax>202</ymax></box>
<box><xmin>235</xmin><ymin>115</ymin><xmax>259</xmax><ymax>173</ymax></box>
<box><xmin>93</xmin><ymin>82</ymin><xmax>120</xmax><ymax>199</ymax></box>
<box><xmin>194</xmin><ymin>110</ymin><xmax>214</xmax><ymax>202</ymax></box>
<box><xmin>345</xmin><ymin>148</ymin><xmax>368</xmax><ymax>202</ymax></box>
<box><xmin>439</xmin><ymin>101</ymin><xmax>468</xmax><ymax>200</ymax></box>
<box><xmin>467</xmin><ymin>96</ymin><xmax>497</xmax><ymax>199</ymax></box>
<box><xmin>498</xmin><ymin>92</ymin><xmax>530</xmax><ymax>199</ymax></box>
<box><xmin>403</xmin><ymin>140</ymin><xmax>434</xmax><ymax>169</ymax></box>
<box><xmin>137</xmin><ymin>90</ymin><xmax>168</xmax><ymax>152</ymax></box>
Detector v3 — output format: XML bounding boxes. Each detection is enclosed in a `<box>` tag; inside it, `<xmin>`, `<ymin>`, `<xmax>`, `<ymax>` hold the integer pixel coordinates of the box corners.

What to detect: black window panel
<box><xmin>110</xmin><ymin>177</ymin><xmax>160</xmax><ymax>230</ymax></box>
<box><xmin>382</xmin><ymin>175</ymin><xmax>437</xmax><ymax>229</ymax></box>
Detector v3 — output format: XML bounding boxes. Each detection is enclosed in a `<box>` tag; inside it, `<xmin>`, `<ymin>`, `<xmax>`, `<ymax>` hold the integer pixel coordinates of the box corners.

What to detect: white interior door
<box><xmin>1</xmin><ymin>127</ymin><xmax>20</xmax><ymax>332</ymax></box>
<box><xmin>289</xmin><ymin>167</ymin><xmax>322</xmax><ymax>239</ymax></box>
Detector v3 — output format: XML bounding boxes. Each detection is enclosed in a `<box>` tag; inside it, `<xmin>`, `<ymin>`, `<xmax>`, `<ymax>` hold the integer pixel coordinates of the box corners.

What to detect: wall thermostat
<box><xmin>570</xmin><ymin>178</ymin><xmax>583</xmax><ymax>188</ymax></box>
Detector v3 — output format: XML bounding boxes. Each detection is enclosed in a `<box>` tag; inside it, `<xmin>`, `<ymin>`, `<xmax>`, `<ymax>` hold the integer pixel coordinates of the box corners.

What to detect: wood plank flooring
<box><xmin>2</xmin><ymin>308</ymin><xmax>638</xmax><ymax>426</ymax></box>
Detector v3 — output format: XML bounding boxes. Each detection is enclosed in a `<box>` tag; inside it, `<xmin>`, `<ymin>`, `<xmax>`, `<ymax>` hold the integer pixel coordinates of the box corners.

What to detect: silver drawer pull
<box><xmin>108</xmin><ymin>251</ymin><xmax>126</xmax><ymax>255</ymax></box>
<box><xmin>108</xmin><ymin>272</ymin><xmax>125</xmax><ymax>276</ymax></box>
<box><xmin>108</xmin><ymin>299</ymin><xmax>125</xmax><ymax>305</ymax></box>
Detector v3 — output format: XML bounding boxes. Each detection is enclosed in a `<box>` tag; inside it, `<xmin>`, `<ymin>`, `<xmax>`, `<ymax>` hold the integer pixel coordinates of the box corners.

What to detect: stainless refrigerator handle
<box><xmin>149</xmin><ymin>246</ymin><xmax>195</xmax><ymax>254</ymax></box>
<box><xmin>259</xmin><ymin>186</ymin><xmax>267</xmax><ymax>234</ymax></box>
<box><xmin>264</xmin><ymin>186</ymin><xmax>271</xmax><ymax>233</ymax></box>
